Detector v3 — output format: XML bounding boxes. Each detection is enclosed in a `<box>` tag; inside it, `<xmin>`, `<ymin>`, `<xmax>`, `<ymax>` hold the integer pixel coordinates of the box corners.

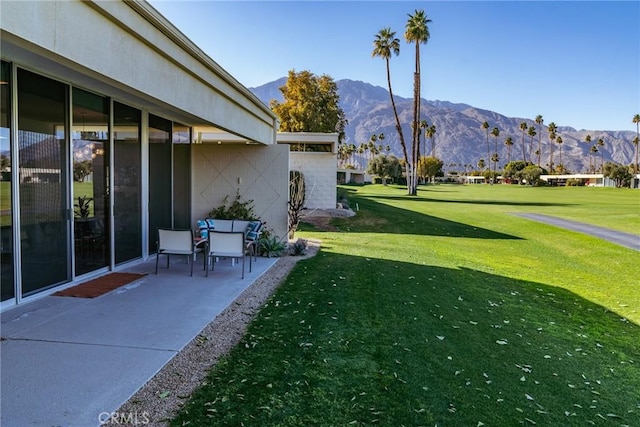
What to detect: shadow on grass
<box><xmin>172</xmin><ymin>252</ymin><xmax>639</xmax><ymax>427</ymax></box>
<box><xmin>304</xmin><ymin>194</ymin><xmax>522</xmax><ymax>240</ymax></box>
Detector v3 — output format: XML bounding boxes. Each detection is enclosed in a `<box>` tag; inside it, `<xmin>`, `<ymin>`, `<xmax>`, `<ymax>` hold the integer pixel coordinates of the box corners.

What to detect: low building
<box><xmin>0</xmin><ymin>0</ymin><xmax>289</xmax><ymax>309</ymax></box>
<box><xmin>277</xmin><ymin>132</ymin><xmax>339</xmax><ymax>210</ymax></box>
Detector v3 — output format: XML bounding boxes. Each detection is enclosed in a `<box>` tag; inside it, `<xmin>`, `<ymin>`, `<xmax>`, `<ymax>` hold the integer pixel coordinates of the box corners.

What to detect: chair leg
<box><xmin>241</xmin><ymin>254</ymin><xmax>245</xmax><ymax>279</ymax></box>
<box><xmin>189</xmin><ymin>254</ymin><xmax>193</xmax><ymax>276</ymax></box>
<box><xmin>155</xmin><ymin>252</ymin><xmax>160</xmax><ymax>274</ymax></box>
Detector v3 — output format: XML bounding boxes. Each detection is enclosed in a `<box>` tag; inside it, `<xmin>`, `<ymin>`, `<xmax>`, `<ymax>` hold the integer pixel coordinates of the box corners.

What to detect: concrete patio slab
<box><xmin>1</xmin><ymin>254</ymin><xmax>278</xmax><ymax>427</ymax></box>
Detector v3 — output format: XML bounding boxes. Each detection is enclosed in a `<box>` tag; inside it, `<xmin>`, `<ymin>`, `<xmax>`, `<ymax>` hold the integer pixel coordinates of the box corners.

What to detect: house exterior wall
<box><xmin>193</xmin><ymin>144</ymin><xmax>290</xmax><ymax>241</ymax></box>
<box><xmin>290</xmin><ymin>152</ymin><xmax>337</xmax><ymax>209</ymax></box>
<box><xmin>0</xmin><ymin>0</ymin><xmax>283</xmax><ymax>308</ymax></box>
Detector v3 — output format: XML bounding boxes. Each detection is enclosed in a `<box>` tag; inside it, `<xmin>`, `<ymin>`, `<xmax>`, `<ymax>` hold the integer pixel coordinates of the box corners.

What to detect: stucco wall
<box><xmin>192</xmin><ymin>144</ymin><xmax>290</xmax><ymax>241</ymax></box>
<box><xmin>290</xmin><ymin>152</ymin><xmax>337</xmax><ymax>209</ymax></box>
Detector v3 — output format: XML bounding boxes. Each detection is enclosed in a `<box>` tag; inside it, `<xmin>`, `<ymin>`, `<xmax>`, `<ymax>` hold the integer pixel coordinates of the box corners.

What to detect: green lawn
<box><xmin>173</xmin><ymin>184</ymin><xmax>639</xmax><ymax>426</ymax></box>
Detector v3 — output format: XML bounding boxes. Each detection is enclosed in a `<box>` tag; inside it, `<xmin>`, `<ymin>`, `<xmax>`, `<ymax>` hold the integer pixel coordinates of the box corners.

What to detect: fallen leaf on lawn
<box><xmin>437</xmin><ymin>336</ymin><xmax>445</xmax><ymax>340</ymax></box>
<box><xmin>496</xmin><ymin>339</ymin><xmax>508</xmax><ymax>345</ymax></box>
<box><xmin>526</xmin><ymin>394</ymin><xmax>534</xmax><ymax>401</ymax></box>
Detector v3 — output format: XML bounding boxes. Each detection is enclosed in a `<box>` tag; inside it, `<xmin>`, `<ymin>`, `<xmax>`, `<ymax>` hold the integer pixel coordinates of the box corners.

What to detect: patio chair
<box><xmin>204</xmin><ymin>231</ymin><xmax>248</xmax><ymax>278</ymax></box>
<box><xmin>155</xmin><ymin>228</ymin><xmax>200</xmax><ymax>276</ymax></box>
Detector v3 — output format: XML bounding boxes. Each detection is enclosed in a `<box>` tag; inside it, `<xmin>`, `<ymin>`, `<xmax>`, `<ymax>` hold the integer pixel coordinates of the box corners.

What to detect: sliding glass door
<box><xmin>148</xmin><ymin>114</ymin><xmax>172</xmax><ymax>253</ymax></box>
<box><xmin>17</xmin><ymin>69</ymin><xmax>70</xmax><ymax>295</ymax></box>
<box><xmin>72</xmin><ymin>88</ymin><xmax>110</xmax><ymax>275</ymax></box>
<box><xmin>1</xmin><ymin>61</ymin><xmax>14</xmax><ymax>301</ymax></box>
<box><xmin>113</xmin><ymin>102</ymin><xmax>141</xmax><ymax>265</ymax></box>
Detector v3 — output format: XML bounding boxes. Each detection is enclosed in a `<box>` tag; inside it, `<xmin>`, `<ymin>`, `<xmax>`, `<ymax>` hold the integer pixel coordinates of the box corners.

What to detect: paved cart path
<box><xmin>513</xmin><ymin>213</ymin><xmax>640</xmax><ymax>251</ymax></box>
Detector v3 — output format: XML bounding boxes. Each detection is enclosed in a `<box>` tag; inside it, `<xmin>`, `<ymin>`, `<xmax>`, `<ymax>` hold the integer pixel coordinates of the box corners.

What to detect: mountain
<box><xmin>250</xmin><ymin>78</ymin><xmax>637</xmax><ymax>173</ymax></box>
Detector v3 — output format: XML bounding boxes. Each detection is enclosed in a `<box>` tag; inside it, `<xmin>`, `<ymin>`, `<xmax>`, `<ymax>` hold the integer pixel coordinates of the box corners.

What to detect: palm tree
<box><xmin>556</xmin><ymin>136</ymin><xmax>563</xmax><ymax>173</ymax></box>
<box><xmin>547</xmin><ymin>122</ymin><xmax>557</xmax><ymax>173</ymax></box>
<box><xmin>490</xmin><ymin>127</ymin><xmax>500</xmax><ymax>184</ymax></box>
<box><xmin>482</xmin><ymin>121</ymin><xmax>490</xmax><ymax>172</ymax></box>
<box><xmin>404</xmin><ymin>9</ymin><xmax>432</xmax><ymax>195</ymax></box>
<box><xmin>519</xmin><ymin>121</ymin><xmax>528</xmax><ymax>162</ymax></box>
<box><xmin>535</xmin><ymin>115</ymin><xmax>544</xmax><ymax>166</ymax></box>
<box><xmin>427</xmin><ymin>124</ymin><xmax>436</xmax><ymax>157</ymax></box>
<box><xmin>584</xmin><ymin>134</ymin><xmax>592</xmax><ymax>173</ymax></box>
<box><xmin>372</xmin><ymin>28</ymin><xmax>409</xmax><ymax>190</ymax></box>
<box><xmin>597</xmin><ymin>137</ymin><xmax>605</xmax><ymax>172</ymax></box>
<box><xmin>527</xmin><ymin>125</ymin><xmax>537</xmax><ymax>164</ymax></box>
<box><xmin>634</xmin><ymin>136</ymin><xmax>640</xmax><ymax>173</ymax></box>
<box><xmin>633</xmin><ymin>114</ymin><xmax>640</xmax><ymax>172</ymax></box>
<box><xmin>419</xmin><ymin>119</ymin><xmax>428</xmax><ymax>160</ymax></box>
<box><xmin>504</xmin><ymin>137</ymin><xmax>514</xmax><ymax>163</ymax></box>
<box><xmin>590</xmin><ymin>145</ymin><xmax>598</xmax><ymax>173</ymax></box>
<box><xmin>477</xmin><ymin>158</ymin><xmax>485</xmax><ymax>171</ymax></box>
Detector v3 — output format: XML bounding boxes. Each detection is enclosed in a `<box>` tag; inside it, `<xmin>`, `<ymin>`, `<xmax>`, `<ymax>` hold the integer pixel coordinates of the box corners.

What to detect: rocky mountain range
<box><xmin>250</xmin><ymin>78</ymin><xmax>637</xmax><ymax>174</ymax></box>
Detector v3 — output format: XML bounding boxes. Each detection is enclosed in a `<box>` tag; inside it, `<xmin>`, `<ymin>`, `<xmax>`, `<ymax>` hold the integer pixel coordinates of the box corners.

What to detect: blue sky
<box><xmin>149</xmin><ymin>1</ymin><xmax>639</xmax><ymax>132</ymax></box>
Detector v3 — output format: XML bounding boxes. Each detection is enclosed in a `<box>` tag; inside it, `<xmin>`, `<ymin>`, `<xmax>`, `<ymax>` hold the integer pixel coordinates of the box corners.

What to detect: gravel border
<box><xmin>114</xmin><ymin>239</ymin><xmax>321</xmax><ymax>426</ymax></box>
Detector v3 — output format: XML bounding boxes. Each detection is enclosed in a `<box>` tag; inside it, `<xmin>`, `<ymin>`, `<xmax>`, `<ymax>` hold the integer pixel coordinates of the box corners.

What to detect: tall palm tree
<box><xmin>556</xmin><ymin>136</ymin><xmax>563</xmax><ymax>173</ymax></box>
<box><xmin>482</xmin><ymin>121</ymin><xmax>490</xmax><ymax>172</ymax></box>
<box><xmin>590</xmin><ymin>145</ymin><xmax>598</xmax><ymax>173</ymax></box>
<box><xmin>491</xmin><ymin>127</ymin><xmax>500</xmax><ymax>184</ymax></box>
<box><xmin>547</xmin><ymin>122</ymin><xmax>557</xmax><ymax>173</ymax></box>
<box><xmin>527</xmin><ymin>125</ymin><xmax>537</xmax><ymax>164</ymax></box>
<box><xmin>597</xmin><ymin>137</ymin><xmax>605</xmax><ymax>172</ymax></box>
<box><xmin>504</xmin><ymin>137</ymin><xmax>514</xmax><ymax>163</ymax></box>
<box><xmin>372</xmin><ymin>28</ymin><xmax>409</xmax><ymax>189</ymax></box>
<box><xmin>634</xmin><ymin>136</ymin><xmax>640</xmax><ymax>174</ymax></box>
<box><xmin>633</xmin><ymin>114</ymin><xmax>640</xmax><ymax>172</ymax></box>
<box><xmin>404</xmin><ymin>9</ymin><xmax>431</xmax><ymax>195</ymax></box>
<box><xmin>535</xmin><ymin>115</ymin><xmax>544</xmax><ymax>166</ymax></box>
<box><xmin>584</xmin><ymin>134</ymin><xmax>592</xmax><ymax>173</ymax></box>
<box><xmin>419</xmin><ymin>119</ymin><xmax>428</xmax><ymax>160</ymax></box>
<box><xmin>427</xmin><ymin>124</ymin><xmax>436</xmax><ymax>157</ymax></box>
<box><xmin>519</xmin><ymin>121</ymin><xmax>528</xmax><ymax>162</ymax></box>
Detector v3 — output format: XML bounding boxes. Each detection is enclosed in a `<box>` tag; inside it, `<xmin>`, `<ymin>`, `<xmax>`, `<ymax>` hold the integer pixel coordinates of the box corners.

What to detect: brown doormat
<box><xmin>52</xmin><ymin>272</ymin><xmax>146</xmax><ymax>298</ymax></box>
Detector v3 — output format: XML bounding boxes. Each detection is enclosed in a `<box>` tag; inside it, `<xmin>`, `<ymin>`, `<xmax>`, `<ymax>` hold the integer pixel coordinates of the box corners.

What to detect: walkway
<box><xmin>0</xmin><ymin>255</ymin><xmax>278</xmax><ymax>427</ymax></box>
<box><xmin>513</xmin><ymin>213</ymin><xmax>640</xmax><ymax>251</ymax></box>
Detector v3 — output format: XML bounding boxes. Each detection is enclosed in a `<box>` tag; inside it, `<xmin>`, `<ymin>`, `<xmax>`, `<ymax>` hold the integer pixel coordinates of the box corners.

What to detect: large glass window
<box><xmin>17</xmin><ymin>69</ymin><xmax>70</xmax><ymax>295</ymax></box>
<box><xmin>148</xmin><ymin>114</ymin><xmax>172</xmax><ymax>253</ymax></box>
<box><xmin>113</xmin><ymin>102</ymin><xmax>141</xmax><ymax>264</ymax></box>
<box><xmin>1</xmin><ymin>61</ymin><xmax>13</xmax><ymax>301</ymax></box>
<box><xmin>172</xmin><ymin>123</ymin><xmax>191</xmax><ymax>230</ymax></box>
<box><xmin>72</xmin><ymin>88</ymin><xmax>109</xmax><ymax>275</ymax></box>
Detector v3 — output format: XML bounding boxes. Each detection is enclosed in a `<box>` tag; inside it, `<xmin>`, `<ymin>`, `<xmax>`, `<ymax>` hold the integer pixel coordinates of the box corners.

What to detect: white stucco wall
<box><xmin>290</xmin><ymin>152</ymin><xmax>337</xmax><ymax>209</ymax></box>
<box><xmin>192</xmin><ymin>144</ymin><xmax>290</xmax><ymax>241</ymax></box>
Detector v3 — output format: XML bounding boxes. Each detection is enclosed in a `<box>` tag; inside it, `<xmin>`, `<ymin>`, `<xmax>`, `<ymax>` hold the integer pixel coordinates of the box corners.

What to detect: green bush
<box><xmin>208</xmin><ymin>189</ymin><xmax>256</xmax><ymax>220</ymax></box>
<box><xmin>259</xmin><ymin>235</ymin><xmax>286</xmax><ymax>258</ymax></box>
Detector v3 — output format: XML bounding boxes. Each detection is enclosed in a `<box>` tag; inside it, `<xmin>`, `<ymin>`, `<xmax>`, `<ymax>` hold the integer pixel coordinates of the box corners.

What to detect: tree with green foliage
<box><xmin>503</xmin><ymin>160</ymin><xmax>534</xmax><ymax>185</ymax></box>
<box><xmin>482</xmin><ymin>121</ymin><xmax>490</xmax><ymax>173</ymax></box>
<box><xmin>73</xmin><ymin>160</ymin><xmax>93</xmax><ymax>182</ymax></box>
<box><xmin>270</xmin><ymin>70</ymin><xmax>347</xmax><ymax>142</ymax></box>
<box><xmin>519</xmin><ymin>164</ymin><xmax>543</xmax><ymax>186</ymax></box>
<box><xmin>603</xmin><ymin>162</ymin><xmax>632</xmax><ymax>188</ymax></box>
<box><xmin>527</xmin><ymin>125</ymin><xmax>537</xmax><ymax>166</ymax></box>
<box><xmin>404</xmin><ymin>9</ymin><xmax>432</xmax><ymax>196</ymax></box>
<box><xmin>547</xmin><ymin>121</ymin><xmax>557</xmax><ymax>173</ymax></box>
<box><xmin>367</xmin><ymin>154</ymin><xmax>402</xmax><ymax>185</ymax></box>
<box><xmin>418</xmin><ymin>155</ymin><xmax>443</xmax><ymax>183</ymax></box>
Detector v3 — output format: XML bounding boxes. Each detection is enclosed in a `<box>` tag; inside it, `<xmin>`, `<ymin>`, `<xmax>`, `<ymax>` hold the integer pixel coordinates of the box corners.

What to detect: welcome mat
<box><xmin>53</xmin><ymin>273</ymin><xmax>146</xmax><ymax>298</ymax></box>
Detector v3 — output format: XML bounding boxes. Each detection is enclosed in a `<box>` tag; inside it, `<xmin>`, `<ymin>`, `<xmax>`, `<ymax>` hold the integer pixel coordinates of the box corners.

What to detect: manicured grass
<box><xmin>172</xmin><ymin>184</ymin><xmax>639</xmax><ymax>426</ymax></box>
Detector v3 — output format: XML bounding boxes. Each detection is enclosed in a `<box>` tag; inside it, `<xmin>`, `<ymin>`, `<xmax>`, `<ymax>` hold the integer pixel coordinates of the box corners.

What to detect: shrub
<box><xmin>259</xmin><ymin>235</ymin><xmax>286</xmax><ymax>258</ymax></box>
<box><xmin>289</xmin><ymin>239</ymin><xmax>307</xmax><ymax>256</ymax></box>
<box><xmin>208</xmin><ymin>189</ymin><xmax>256</xmax><ymax>220</ymax></box>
